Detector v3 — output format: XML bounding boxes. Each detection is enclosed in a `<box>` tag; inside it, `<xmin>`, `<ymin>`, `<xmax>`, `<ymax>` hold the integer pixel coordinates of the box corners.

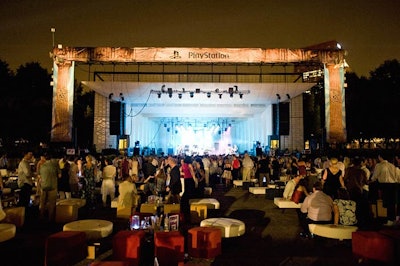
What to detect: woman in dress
<box><xmin>180</xmin><ymin>156</ymin><xmax>197</xmax><ymax>222</ymax></box>
<box><xmin>322</xmin><ymin>157</ymin><xmax>345</xmax><ymax>200</ymax></box>
<box><xmin>83</xmin><ymin>155</ymin><xmax>98</xmax><ymax>210</ymax></box>
<box><xmin>222</xmin><ymin>157</ymin><xmax>232</xmax><ymax>187</ymax></box>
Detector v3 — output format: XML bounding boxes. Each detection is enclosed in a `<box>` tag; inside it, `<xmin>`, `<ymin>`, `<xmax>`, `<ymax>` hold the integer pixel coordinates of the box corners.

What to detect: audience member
<box><xmin>39</xmin><ymin>153</ymin><xmax>60</xmax><ymax>222</ymax></box>
<box><xmin>165</xmin><ymin>156</ymin><xmax>182</xmax><ymax>204</ymax></box>
<box><xmin>322</xmin><ymin>157</ymin><xmax>345</xmax><ymax>199</ymax></box>
<box><xmin>283</xmin><ymin>174</ymin><xmax>303</xmax><ymax>200</ymax></box>
<box><xmin>101</xmin><ymin>158</ymin><xmax>116</xmax><ymax>208</ymax></box>
<box><xmin>371</xmin><ymin>154</ymin><xmax>399</xmax><ymax>226</ymax></box>
<box><xmin>17</xmin><ymin>151</ymin><xmax>34</xmax><ymax>208</ymax></box>
<box><xmin>300</xmin><ymin>181</ymin><xmax>334</xmax><ymax>237</ymax></box>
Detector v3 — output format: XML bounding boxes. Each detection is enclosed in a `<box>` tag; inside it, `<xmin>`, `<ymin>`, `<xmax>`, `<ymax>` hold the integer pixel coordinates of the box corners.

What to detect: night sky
<box><xmin>1</xmin><ymin>0</ymin><xmax>400</xmax><ymax>78</ymax></box>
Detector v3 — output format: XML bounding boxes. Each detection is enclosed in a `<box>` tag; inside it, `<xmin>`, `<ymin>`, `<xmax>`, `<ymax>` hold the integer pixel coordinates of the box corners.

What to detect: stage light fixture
<box><xmin>178</xmin><ymin>93</ymin><xmax>182</xmax><ymax>99</ymax></box>
<box><xmin>195</xmin><ymin>88</ymin><xmax>201</xmax><ymax>93</ymax></box>
<box><xmin>207</xmin><ymin>92</ymin><xmax>211</xmax><ymax>98</ymax></box>
<box><xmin>119</xmin><ymin>93</ymin><xmax>124</xmax><ymax>101</ymax></box>
<box><xmin>239</xmin><ymin>93</ymin><xmax>243</xmax><ymax>99</ymax></box>
<box><xmin>286</xmin><ymin>93</ymin><xmax>290</xmax><ymax>100</ymax></box>
<box><xmin>190</xmin><ymin>92</ymin><xmax>194</xmax><ymax>98</ymax></box>
<box><xmin>108</xmin><ymin>93</ymin><xmax>113</xmax><ymax>100</ymax></box>
<box><xmin>157</xmin><ymin>92</ymin><xmax>161</xmax><ymax>98</ymax></box>
<box><xmin>276</xmin><ymin>94</ymin><xmax>281</xmax><ymax>100</ymax></box>
<box><xmin>219</xmin><ymin>93</ymin><xmax>222</xmax><ymax>99</ymax></box>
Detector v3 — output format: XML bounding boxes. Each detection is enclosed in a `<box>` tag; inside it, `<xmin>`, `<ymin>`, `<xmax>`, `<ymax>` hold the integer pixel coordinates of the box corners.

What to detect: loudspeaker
<box><xmin>110</xmin><ymin>102</ymin><xmax>125</xmax><ymax>135</ymax></box>
<box><xmin>272</xmin><ymin>103</ymin><xmax>290</xmax><ymax>136</ymax></box>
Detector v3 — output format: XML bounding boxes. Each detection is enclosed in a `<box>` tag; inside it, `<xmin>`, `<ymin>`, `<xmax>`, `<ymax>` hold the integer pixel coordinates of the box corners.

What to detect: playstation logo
<box><xmin>170</xmin><ymin>50</ymin><xmax>181</xmax><ymax>59</ymax></box>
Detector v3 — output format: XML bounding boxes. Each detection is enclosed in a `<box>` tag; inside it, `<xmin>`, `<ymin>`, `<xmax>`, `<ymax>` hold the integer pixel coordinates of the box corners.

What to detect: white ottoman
<box><xmin>63</xmin><ymin>219</ymin><xmax>113</xmax><ymax>240</ymax></box>
<box><xmin>190</xmin><ymin>198</ymin><xmax>220</xmax><ymax>209</ymax></box>
<box><xmin>249</xmin><ymin>187</ymin><xmax>267</xmax><ymax>195</ymax></box>
<box><xmin>233</xmin><ymin>180</ymin><xmax>243</xmax><ymax>187</ymax></box>
<box><xmin>273</xmin><ymin>197</ymin><xmax>301</xmax><ymax>209</ymax></box>
<box><xmin>200</xmin><ymin>218</ymin><xmax>245</xmax><ymax>238</ymax></box>
<box><xmin>308</xmin><ymin>224</ymin><xmax>358</xmax><ymax>240</ymax></box>
<box><xmin>0</xmin><ymin>223</ymin><xmax>16</xmax><ymax>242</ymax></box>
<box><xmin>57</xmin><ymin>198</ymin><xmax>86</xmax><ymax>208</ymax></box>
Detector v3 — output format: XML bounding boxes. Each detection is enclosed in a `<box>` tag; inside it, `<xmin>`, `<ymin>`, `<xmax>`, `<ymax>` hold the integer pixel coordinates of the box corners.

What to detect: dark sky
<box><xmin>1</xmin><ymin>0</ymin><xmax>400</xmax><ymax>78</ymax></box>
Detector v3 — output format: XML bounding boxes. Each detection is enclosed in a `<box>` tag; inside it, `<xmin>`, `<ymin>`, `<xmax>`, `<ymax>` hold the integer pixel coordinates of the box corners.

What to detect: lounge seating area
<box><xmin>1</xmin><ymin>183</ymin><xmax>395</xmax><ymax>265</ymax></box>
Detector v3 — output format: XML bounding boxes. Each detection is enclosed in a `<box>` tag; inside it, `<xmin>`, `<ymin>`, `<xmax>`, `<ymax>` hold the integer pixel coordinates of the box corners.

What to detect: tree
<box><xmin>10</xmin><ymin>62</ymin><xmax>52</xmax><ymax>142</ymax></box>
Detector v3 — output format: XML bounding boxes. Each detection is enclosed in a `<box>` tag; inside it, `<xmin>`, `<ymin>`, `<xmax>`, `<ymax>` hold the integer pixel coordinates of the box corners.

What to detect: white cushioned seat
<box><xmin>308</xmin><ymin>224</ymin><xmax>358</xmax><ymax>240</ymax></box>
<box><xmin>63</xmin><ymin>219</ymin><xmax>113</xmax><ymax>240</ymax></box>
<box><xmin>233</xmin><ymin>180</ymin><xmax>243</xmax><ymax>187</ymax></box>
<box><xmin>200</xmin><ymin>218</ymin><xmax>245</xmax><ymax>238</ymax></box>
<box><xmin>249</xmin><ymin>187</ymin><xmax>267</xmax><ymax>195</ymax></box>
<box><xmin>274</xmin><ymin>197</ymin><xmax>301</xmax><ymax>208</ymax></box>
<box><xmin>0</xmin><ymin>223</ymin><xmax>16</xmax><ymax>242</ymax></box>
<box><xmin>57</xmin><ymin>198</ymin><xmax>86</xmax><ymax>208</ymax></box>
<box><xmin>190</xmin><ymin>198</ymin><xmax>220</xmax><ymax>209</ymax></box>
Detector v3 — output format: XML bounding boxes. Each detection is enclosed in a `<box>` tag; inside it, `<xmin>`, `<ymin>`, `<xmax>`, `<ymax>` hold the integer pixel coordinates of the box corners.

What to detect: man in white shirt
<box><xmin>300</xmin><ymin>181</ymin><xmax>333</xmax><ymax>237</ymax></box>
<box><xmin>371</xmin><ymin>154</ymin><xmax>398</xmax><ymax>225</ymax></box>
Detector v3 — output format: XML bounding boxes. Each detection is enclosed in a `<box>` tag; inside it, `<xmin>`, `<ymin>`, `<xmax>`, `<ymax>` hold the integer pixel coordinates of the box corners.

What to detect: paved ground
<box><xmin>0</xmin><ymin>185</ymin><xmax>388</xmax><ymax>266</ymax></box>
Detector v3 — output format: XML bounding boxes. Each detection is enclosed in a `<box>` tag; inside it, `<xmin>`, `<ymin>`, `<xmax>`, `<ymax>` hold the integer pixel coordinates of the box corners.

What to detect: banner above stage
<box><xmin>52</xmin><ymin>46</ymin><xmax>344</xmax><ymax>65</ymax></box>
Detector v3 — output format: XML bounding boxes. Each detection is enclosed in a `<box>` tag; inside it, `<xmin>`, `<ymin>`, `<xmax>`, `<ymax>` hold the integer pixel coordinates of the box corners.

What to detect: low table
<box><xmin>63</xmin><ymin>219</ymin><xmax>113</xmax><ymax>240</ymax></box>
<box><xmin>200</xmin><ymin>218</ymin><xmax>245</xmax><ymax>238</ymax></box>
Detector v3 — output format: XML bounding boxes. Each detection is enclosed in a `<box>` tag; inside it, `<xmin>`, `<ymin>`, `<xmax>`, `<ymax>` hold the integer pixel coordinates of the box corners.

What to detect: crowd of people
<box><xmin>1</xmin><ymin>149</ymin><xmax>400</xmax><ymax>228</ymax></box>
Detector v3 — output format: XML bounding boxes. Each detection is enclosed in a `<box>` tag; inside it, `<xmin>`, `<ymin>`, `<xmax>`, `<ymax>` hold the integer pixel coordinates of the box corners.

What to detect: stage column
<box><xmin>324</xmin><ymin>64</ymin><xmax>347</xmax><ymax>144</ymax></box>
<box><xmin>51</xmin><ymin>60</ymin><xmax>74</xmax><ymax>142</ymax></box>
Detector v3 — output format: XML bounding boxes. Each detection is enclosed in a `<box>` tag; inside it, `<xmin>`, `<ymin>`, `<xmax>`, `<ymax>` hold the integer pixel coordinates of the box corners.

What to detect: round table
<box><xmin>63</xmin><ymin>219</ymin><xmax>113</xmax><ymax>240</ymax></box>
<box><xmin>200</xmin><ymin>218</ymin><xmax>245</xmax><ymax>238</ymax></box>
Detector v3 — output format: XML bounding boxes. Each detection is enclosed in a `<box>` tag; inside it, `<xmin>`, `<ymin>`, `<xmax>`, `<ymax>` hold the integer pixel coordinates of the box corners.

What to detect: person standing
<box><xmin>242</xmin><ymin>152</ymin><xmax>254</xmax><ymax>182</ymax></box>
<box><xmin>39</xmin><ymin>154</ymin><xmax>60</xmax><ymax>222</ymax></box>
<box><xmin>17</xmin><ymin>151</ymin><xmax>34</xmax><ymax>208</ymax></box>
<box><xmin>371</xmin><ymin>154</ymin><xmax>398</xmax><ymax>226</ymax></box>
<box><xmin>202</xmin><ymin>155</ymin><xmax>211</xmax><ymax>187</ymax></box>
<box><xmin>166</xmin><ymin>156</ymin><xmax>182</xmax><ymax>204</ymax></box>
<box><xmin>83</xmin><ymin>155</ymin><xmax>98</xmax><ymax>210</ymax></box>
<box><xmin>180</xmin><ymin>156</ymin><xmax>197</xmax><ymax>223</ymax></box>
<box><xmin>322</xmin><ymin>157</ymin><xmax>345</xmax><ymax>200</ymax></box>
<box><xmin>101</xmin><ymin>158</ymin><xmax>116</xmax><ymax>208</ymax></box>
<box><xmin>257</xmin><ymin>154</ymin><xmax>270</xmax><ymax>186</ymax></box>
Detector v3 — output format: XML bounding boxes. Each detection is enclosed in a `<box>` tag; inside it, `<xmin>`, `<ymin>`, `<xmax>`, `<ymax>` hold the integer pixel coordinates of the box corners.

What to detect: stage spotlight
<box><xmin>286</xmin><ymin>93</ymin><xmax>290</xmax><ymax>100</ymax></box>
<box><xmin>119</xmin><ymin>93</ymin><xmax>124</xmax><ymax>101</ymax></box>
<box><xmin>190</xmin><ymin>91</ymin><xmax>194</xmax><ymax>98</ymax></box>
<box><xmin>239</xmin><ymin>93</ymin><xmax>243</xmax><ymax>99</ymax></box>
<box><xmin>178</xmin><ymin>93</ymin><xmax>182</xmax><ymax>99</ymax></box>
<box><xmin>234</xmin><ymin>85</ymin><xmax>238</xmax><ymax>92</ymax></box>
<box><xmin>219</xmin><ymin>93</ymin><xmax>222</xmax><ymax>99</ymax></box>
<box><xmin>207</xmin><ymin>92</ymin><xmax>211</xmax><ymax>98</ymax></box>
<box><xmin>195</xmin><ymin>88</ymin><xmax>201</xmax><ymax>93</ymax></box>
<box><xmin>161</xmin><ymin>85</ymin><xmax>166</xmax><ymax>92</ymax></box>
<box><xmin>108</xmin><ymin>93</ymin><xmax>113</xmax><ymax>100</ymax></box>
<box><xmin>215</xmin><ymin>88</ymin><xmax>220</xmax><ymax>93</ymax></box>
<box><xmin>276</xmin><ymin>94</ymin><xmax>281</xmax><ymax>100</ymax></box>
<box><xmin>157</xmin><ymin>92</ymin><xmax>161</xmax><ymax>98</ymax></box>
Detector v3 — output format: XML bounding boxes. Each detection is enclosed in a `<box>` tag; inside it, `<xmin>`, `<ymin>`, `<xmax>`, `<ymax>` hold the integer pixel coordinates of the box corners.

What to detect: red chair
<box><xmin>154</xmin><ymin>231</ymin><xmax>185</xmax><ymax>266</ymax></box>
<box><xmin>45</xmin><ymin>231</ymin><xmax>87</xmax><ymax>266</ymax></box>
<box><xmin>112</xmin><ymin>230</ymin><xmax>146</xmax><ymax>266</ymax></box>
<box><xmin>352</xmin><ymin>231</ymin><xmax>395</xmax><ymax>264</ymax></box>
<box><xmin>188</xmin><ymin>226</ymin><xmax>222</xmax><ymax>259</ymax></box>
